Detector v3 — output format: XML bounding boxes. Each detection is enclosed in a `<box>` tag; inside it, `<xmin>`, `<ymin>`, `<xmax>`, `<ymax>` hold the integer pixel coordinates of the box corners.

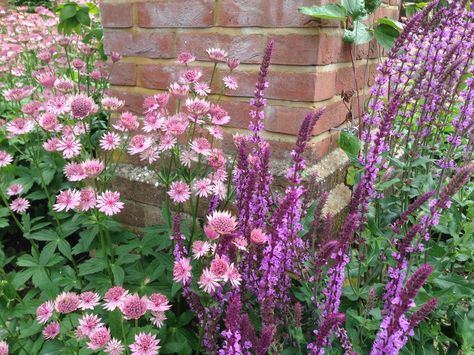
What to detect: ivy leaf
<box><xmin>374</xmin><ymin>23</ymin><xmax>400</xmax><ymax>50</ymax></box>
<box><xmin>298</xmin><ymin>4</ymin><xmax>348</xmax><ymax>21</ymax></box>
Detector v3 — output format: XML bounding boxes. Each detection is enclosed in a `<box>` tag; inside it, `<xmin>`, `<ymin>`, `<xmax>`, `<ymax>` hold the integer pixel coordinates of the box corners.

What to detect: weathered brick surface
<box><xmin>100</xmin><ymin>0</ymin><xmax>397</xmax><ymax>215</ymax></box>
<box><xmin>100</xmin><ymin>2</ymin><xmax>132</xmax><ymax>28</ymax></box>
<box><xmin>136</xmin><ymin>0</ymin><xmax>215</xmax><ymax>28</ymax></box>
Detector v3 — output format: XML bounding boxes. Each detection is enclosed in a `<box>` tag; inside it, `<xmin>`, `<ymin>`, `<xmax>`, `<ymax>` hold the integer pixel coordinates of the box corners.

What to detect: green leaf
<box><xmin>72</xmin><ymin>226</ymin><xmax>98</xmax><ymax>255</ymax></box>
<box><xmin>374</xmin><ymin>23</ymin><xmax>400</xmax><ymax>50</ymax></box>
<box><xmin>39</xmin><ymin>241</ymin><xmax>58</xmax><ymax>266</ymax></box>
<box><xmin>377</xmin><ymin>17</ymin><xmax>404</xmax><ymax>31</ymax></box>
<box><xmin>17</xmin><ymin>255</ymin><xmax>39</xmax><ymax>268</ymax></box>
<box><xmin>344</xmin><ymin>21</ymin><xmax>373</xmax><ymax>44</ymax></box>
<box><xmin>107</xmin><ymin>310</ymin><xmax>123</xmax><ymax>339</ymax></box>
<box><xmin>171</xmin><ymin>282</ymin><xmax>182</xmax><ymax>297</ymax></box>
<box><xmin>298</xmin><ymin>4</ymin><xmax>348</xmax><ymax>21</ymax></box>
<box><xmin>79</xmin><ymin>258</ymin><xmax>107</xmax><ymax>276</ymax></box>
<box><xmin>365</xmin><ymin>0</ymin><xmax>382</xmax><ymax>12</ymax></box>
<box><xmin>111</xmin><ymin>264</ymin><xmax>124</xmax><ymax>285</ymax></box>
<box><xmin>26</xmin><ymin>229</ymin><xmax>58</xmax><ymax>241</ymax></box>
<box><xmin>58</xmin><ymin>239</ymin><xmax>72</xmax><ymax>261</ymax></box>
<box><xmin>342</xmin><ymin>0</ymin><xmax>366</xmax><ymax>19</ymax></box>
<box><xmin>76</xmin><ymin>8</ymin><xmax>91</xmax><ymax>26</ymax></box>
<box><xmin>337</xmin><ymin>131</ymin><xmax>361</xmax><ymax>158</ymax></box>
<box><xmin>60</xmin><ymin>3</ymin><xmax>77</xmax><ymax>21</ymax></box>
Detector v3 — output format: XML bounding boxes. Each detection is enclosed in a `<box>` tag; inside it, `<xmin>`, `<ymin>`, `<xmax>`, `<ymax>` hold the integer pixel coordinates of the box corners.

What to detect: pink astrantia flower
<box><xmin>113</xmin><ymin>112</ymin><xmax>139</xmax><ymax>132</ymax></box>
<box><xmin>69</xmin><ymin>94</ymin><xmax>97</xmax><ymax>119</ymax></box>
<box><xmin>36</xmin><ymin>301</ymin><xmax>54</xmax><ymax>324</ymax></box>
<box><xmin>204</xmin><ymin>224</ymin><xmax>219</xmax><ymax>241</ymax></box>
<box><xmin>209</xmin><ymin>104</ymin><xmax>231</xmax><ymax>125</ymax></box>
<box><xmin>150</xmin><ymin>311</ymin><xmax>167</xmax><ymax>328</ymax></box>
<box><xmin>39</xmin><ymin>113</ymin><xmax>61</xmax><ymax>132</ymax></box>
<box><xmin>223</xmin><ymin>76</ymin><xmax>238</xmax><ymax>90</ymax></box>
<box><xmin>227</xmin><ymin>57</ymin><xmax>240</xmax><ymax>71</ymax></box>
<box><xmin>129</xmin><ymin>332</ymin><xmax>160</xmax><ymax>355</ymax></box>
<box><xmin>3</xmin><ymin>86</ymin><xmax>34</xmax><ymax>101</ymax></box>
<box><xmin>77</xmin><ymin>314</ymin><xmax>104</xmax><ymax>338</ymax></box>
<box><xmin>194</xmin><ymin>82</ymin><xmax>210</xmax><ymax>96</ymax></box>
<box><xmin>54</xmin><ymin>79</ymin><xmax>75</xmax><ymax>93</ymax></box>
<box><xmin>207</xmin><ymin>149</ymin><xmax>225</xmax><ymax>169</ymax></box>
<box><xmin>158</xmin><ymin>135</ymin><xmax>176</xmax><ymax>152</ymax></box>
<box><xmin>190</xmin><ymin>137</ymin><xmax>211</xmax><ymax>156</ymax></box>
<box><xmin>192</xmin><ymin>240</ymin><xmax>211</xmax><ymax>259</ymax></box>
<box><xmin>206</xmin><ymin>48</ymin><xmax>228</xmax><ymax>62</ymax></box>
<box><xmin>140</xmin><ymin>146</ymin><xmax>160</xmax><ymax>164</ymax></box>
<box><xmin>79</xmin><ymin>291</ymin><xmax>100</xmax><ymax>310</ymax></box>
<box><xmin>180</xmin><ymin>150</ymin><xmax>198</xmax><ymax>168</ymax></box>
<box><xmin>232</xmin><ymin>235</ymin><xmax>248</xmax><ymax>251</ymax></box>
<box><xmin>82</xmin><ymin>159</ymin><xmax>104</xmax><ymax>178</ymax></box>
<box><xmin>192</xmin><ymin>178</ymin><xmax>212</xmax><ymax>198</ymax></box>
<box><xmin>128</xmin><ymin>135</ymin><xmax>153</xmax><ymax>155</ymax></box>
<box><xmin>143</xmin><ymin>93</ymin><xmax>169</xmax><ymax>113</ymax></box>
<box><xmin>45</xmin><ymin>95</ymin><xmax>70</xmax><ymax>115</ymax></box>
<box><xmin>55</xmin><ymin>292</ymin><xmax>80</xmax><ymax>314</ymax></box>
<box><xmin>88</xmin><ymin>327</ymin><xmax>111</xmax><ymax>350</ymax></box>
<box><xmin>43</xmin><ymin>137</ymin><xmax>60</xmax><ymax>152</ymax></box>
<box><xmin>78</xmin><ymin>187</ymin><xmax>97</xmax><ymax>211</ymax></box>
<box><xmin>180</xmin><ymin>69</ymin><xmax>202</xmax><ymax>84</ymax></box>
<box><xmin>168</xmin><ymin>181</ymin><xmax>191</xmax><ymax>203</ymax></box>
<box><xmin>101</xmin><ymin>96</ymin><xmax>124</xmax><ymax>112</ymax></box>
<box><xmin>164</xmin><ymin>114</ymin><xmax>188</xmax><ymax>136</ymax></box>
<box><xmin>226</xmin><ymin>264</ymin><xmax>242</xmax><ymax>287</ymax></box>
<box><xmin>0</xmin><ymin>151</ymin><xmax>13</xmax><ymax>168</ymax></box>
<box><xmin>250</xmin><ymin>228</ymin><xmax>267</xmax><ymax>245</ymax></box>
<box><xmin>53</xmin><ymin>189</ymin><xmax>81</xmax><ymax>212</ymax></box>
<box><xmin>198</xmin><ymin>268</ymin><xmax>220</xmax><ymax>293</ymax></box>
<box><xmin>64</xmin><ymin>162</ymin><xmax>87</xmax><ymax>181</ymax></box>
<box><xmin>207</xmin><ymin>126</ymin><xmax>223</xmax><ymax>140</ymax></box>
<box><xmin>10</xmin><ymin>197</ymin><xmax>30</xmax><ymax>213</ymax></box>
<box><xmin>176</xmin><ymin>52</ymin><xmax>195</xmax><ymax>65</ymax></box>
<box><xmin>97</xmin><ymin>191</ymin><xmax>124</xmax><ymax>216</ymax></box>
<box><xmin>100</xmin><ymin>132</ymin><xmax>121</xmax><ymax>151</ymax></box>
<box><xmin>169</xmin><ymin>82</ymin><xmax>190</xmax><ymax>97</ymax></box>
<box><xmin>6</xmin><ymin>118</ymin><xmax>35</xmax><ymax>136</ymax></box>
<box><xmin>210</xmin><ymin>256</ymin><xmax>229</xmax><ymax>279</ymax></box>
<box><xmin>0</xmin><ymin>341</ymin><xmax>7</xmax><ymax>355</ymax></box>
<box><xmin>147</xmin><ymin>293</ymin><xmax>171</xmax><ymax>313</ymax></box>
<box><xmin>43</xmin><ymin>321</ymin><xmax>60</xmax><ymax>340</ymax></box>
<box><xmin>207</xmin><ymin>210</ymin><xmax>237</xmax><ymax>235</ymax></box>
<box><xmin>105</xmin><ymin>339</ymin><xmax>125</xmax><ymax>355</ymax></box>
<box><xmin>120</xmin><ymin>294</ymin><xmax>148</xmax><ymax>320</ymax></box>
<box><xmin>173</xmin><ymin>257</ymin><xmax>192</xmax><ymax>285</ymax></box>
<box><xmin>56</xmin><ymin>136</ymin><xmax>82</xmax><ymax>159</ymax></box>
<box><xmin>212</xmin><ymin>182</ymin><xmax>227</xmax><ymax>200</ymax></box>
<box><xmin>143</xmin><ymin>113</ymin><xmax>164</xmax><ymax>133</ymax></box>
<box><xmin>103</xmin><ymin>286</ymin><xmax>128</xmax><ymax>311</ymax></box>
<box><xmin>7</xmin><ymin>183</ymin><xmax>23</xmax><ymax>196</ymax></box>
<box><xmin>186</xmin><ymin>98</ymin><xmax>210</xmax><ymax>116</ymax></box>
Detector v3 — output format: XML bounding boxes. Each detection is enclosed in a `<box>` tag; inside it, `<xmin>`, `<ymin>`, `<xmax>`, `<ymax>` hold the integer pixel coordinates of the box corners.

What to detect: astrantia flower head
<box><xmin>82</xmin><ymin>159</ymin><xmax>105</xmax><ymax>178</ymax></box>
<box><xmin>190</xmin><ymin>137</ymin><xmax>211</xmax><ymax>156</ymax></box>
<box><xmin>103</xmin><ymin>286</ymin><xmax>128</xmax><ymax>311</ymax></box>
<box><xmin>168</xmin><ymin>181</ymin><xmax>191</xmax><ymax>203</ymax></box>
<box><xmin>129</xmin><ymin>332</ymin><xmax>160</xmax><ymax>355</ymax></box>
<box><xmin>194</xmin><ymin>82</ymin><xmax>210</xmax><ymax>96</ymax></box>
<box><xmin>79</xmin><ymin>291</ymin><xmax>100</xmax><ymax>310</ymax></box>
<box><xmin>69</xmin><ymin>94</ymin><xmax>97</xmax><ymax>119</ymax></box>
<box><xmin>180</xmin><ymin>69</ymin><xmax>203</xmax><ymax>84</ymax></box>
<box><xmin>204</xmin><ymin>224</ymin><xmax>220</xmax><ymax>240</ymax></box>
<box><xmin>223</xmin><ymin>75</ymin><xmax>238</xmax><ymax>90</ymax></box>
<box><xmin>43</xmin><ymin>137</ymin><xmax>60</xmax><ymax>152</ymax></box>
<box><xmin>207</xmin><ymin>210</ymin><xmax>237</xmax><ymax>235</ymax></box>
<box><xmin>56</xmin><ymin>136</ymin><xmax>82</xmax><ymax>159</ymax></box>
<box><xmin>39</xmin><ymin>113</ymin><xmax>61</xmax><ymax>132</ymax></box>
<box><xmin>43</xmin><ymin>321</ymin><xmax>60</xmax><ymax>339</ymax></box>
<box><xmin>186</xmin><ymin>97</ymin><xmax>210</xmax><ymax>116</ymax></box>
<box><xmin>164</xmin><ymin>113</ymin><xmax>188</xmax><ymax>136</ymax></box>
<box><xmin>10</xmin><ymin>197</ymin><xmax>30</xmax><ymax>213</ymax></box>
<box><xmin>209</xmin><ymin>104</ymin><xmax>231</xmax><ymax>125</ymax></box>
<box><xmin>250</xmin><ymin>228</ymin><xmax>267</xmax><ymax>245</ymax></box>
<box><xmin>100</xmin><ymin>132</ymin><xmax>121</xmax><ymax>151</ymax></box>
<box><xmin>173</xmin><ymin>257</ymin><xmax>192</xmax><ymax>285</ymax></box>
<box><xmin>55</xmin><ymin>292</ymin><xmax>80</xmax><ymax>314</ymax></box>
<box><xmin>97</xmin><ymin>191</ymin><xmax>124</xmax><ymax>216</ymax></box>
<box><xmin>101</xmin><ymin>97</ymin><xmax>124</xmax><ymax>112</ymax></box>
<box><xmin>7</xmin><ymin>183</ymin><xmax>23</xmax><ymax>197</ymax></box>
<box><xmin>232</xmin><ymin>235</ymin><xmax>248</xmax><ymax>251</ymax></box>
<box><xmin>6</xmin><ymin>118</ymin><xmax>35</xmax><ymax>136</ymax></box>
<box><xmin>0</xmin><ymin>341</ymin><xmax>7</xmax><ymax>355</ymax></box>
<box><xmin>87</xmin><ymin>327</ymin><xmax>111</xmax><ymax>350</ymax></box>
<box><xmin>176</xmin><ymin>52</ymin><xmax>195</xmax><ymax>65</ymax></box>
<box><xmin>77</xmin><ymin>314</ymin><xmax>104</xmax><ymax>338</ymax></box>
<box><xmin>210</xmin><ymin>255</ymin><xmax>229</xmax><ymax>279</ymax></box>
<box><xmin>192</xmin><ymin>178</ymin><xmax>212</xmax><ymax>198</ymax></box>
<box><xmin>105</xmin><ymin>338</ymin><xmax>125</xmax><ymax>355</ymax></box>
<box><xmin>169</xmin><ymin>82</ymin><xmax>190</xmax><ymax>97</ymax></box>
<box><xmin>147</xmin><ymin>293</ymin><xmax>171</xmax><ymax>312</ymax></box>
<box><xmin>0</xmin><ymin>151</ymin><xmax>13</xmax><ymax>168</ymax></box>
<box><xmin>36</xmin><ymin>301</ymin><xmax>54</xmax><ymax>324</ymax></box>
<box><xmin>143</xmin><ymin>112</ymin><xmax>164</xmax><ymax>132</ymax></box>
<box><xmin>79</xmin><ymin>187</ymin><xmax>97</xmax><ymax>211</ymax></box>
<box><xmin>207</xmin><ymin>47</ymin><xmax>228</xmax><ymax>62</ymax></box>
<box><xmin>120</xmin><ymin>294</ymin><xmax>148</xmax><ymax>320</ymax></box>
<box><xmin>192</xmin><ymin>240</ymin><xmax>211</xmax><ymax>259</ymax></box>
<box><xmin>113</xmin><ymin>112</ymin><xmax>139</xmax><ymax>132</ymax></box>
<box><xmin>128</xmin><ymin>134</ymin><xmax>153</xmax><ymax>155</ymax></box>
<box><xmin>64</xmin><ymin>162</ymin><xmax>86</xmax><ymax>181</ymax></box>
<box><xmin>143</xmin><ymin>93</ymin><xmax>169</xmax><ymax>113</ymax></box>
<box><xmin>54</xmin><ymin>78</ymin><xmax>75</xmax><ymax>93</ymax></box>
<box><xmin>3</xmin><ymin>86</ymin><xmax>34</xmax><ymax>101</ymax></box>
<box><xmin>53</xmin><ymin>189</ymin><xmax>81</xmax><ymax>212</ymax></box>
<box><xmin>45</xmin><ymin>95</ymin><xmax>70</xmax><ymax>115</ymax></box>
<box><xmin>227</xmin><ymin>57</ymin><xmax>240</xmax><ymax>71</ymax></box>
<box><xmin>180</xmin><ymin>149</ymin><xmax>198</xmax><ymax>168</ymax></box>
<box><xmin>226</xmin><ymin>263</ymin><xmax>242</xmax><ymax>287</ymax></box>
<box><xmin>150</xmin><ymin>311</ymin><xmax>167</xmax><ymax>328</ymax></box>
<box><xmin>198</xmin><ymin>268</ymin><xmax>220</xmax><ymax>293</ymax></box>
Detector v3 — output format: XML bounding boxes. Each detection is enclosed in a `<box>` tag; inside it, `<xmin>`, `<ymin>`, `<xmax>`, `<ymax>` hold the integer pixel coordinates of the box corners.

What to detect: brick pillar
<box><xmin>100</xmin><ymin>0</ymin><xmax>398</xmax><ymax>227</ymax></box>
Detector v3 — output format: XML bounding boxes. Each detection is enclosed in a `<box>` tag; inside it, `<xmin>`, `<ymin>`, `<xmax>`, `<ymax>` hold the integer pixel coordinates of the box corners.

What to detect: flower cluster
<box><xmin>36</xmin><ymin>287</ymin><xmax>169</xmax><ymax>354</ymax></box>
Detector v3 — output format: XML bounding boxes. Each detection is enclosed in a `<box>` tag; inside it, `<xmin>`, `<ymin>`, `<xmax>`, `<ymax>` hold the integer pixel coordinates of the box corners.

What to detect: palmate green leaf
<box><xmin>76</xmin><ymin>7</ymin><xmax>91</xmax><ymax>26</ymax></box>
<box><xmin>79</xmin><ymin>257</ymin><xmax>107</xmax><ymax>276</ymax></box>
<box><xmin>73</xmin><ymin>225</ymin><xmax>99</xmax><ymax>255</ymax></box>
<box><xmin>26</xmin><ymin>228</ymin><xmax>58</xmax><ymax>241</ymax></box>
<box><xmin>374</xmin><ymin>23</ymin><xmax>400</xmax><ymax>50</ymax></box>
<box><xmin>0</xmin><ymin>207</ymin><xmax>9</xmax><ymax>218</ymax></box>
<box><xmin>60</xmin><ymin>3</ymin><xmax>78</xmax><ymax>21</ymax></box>
<box><xmin>58</xmin><ymin>239</ymin><xmax>72</xmax><ymax>260</ymax></box>
<box><xmin>299</xmin><ymin>4</ymin><xmax>348</xmax><ymax>21</ymax></box>
<box><xmin>39</xmin><ymin>241</ymin><xmax>58</xmax><ymax>267</ymax></box>
<box><xmin>111</xmin><ymin>264</ymin><xmax>124</xmax><ymax>285</ymax></box>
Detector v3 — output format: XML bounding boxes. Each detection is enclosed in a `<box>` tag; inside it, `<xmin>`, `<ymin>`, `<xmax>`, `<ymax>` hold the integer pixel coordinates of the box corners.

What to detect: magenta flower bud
<box><xmin>204</xmin><ymin>224</ymin><xmax>219</xmax><ymax>240</ymax></box>
<box><xmin>110</xmin><ymin>51</ymin><xmax>122</xmax><ymax>63</ymax></box>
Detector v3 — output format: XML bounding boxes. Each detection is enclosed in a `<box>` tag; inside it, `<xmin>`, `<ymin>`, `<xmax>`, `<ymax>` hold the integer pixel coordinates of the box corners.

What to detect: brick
<box><xmin>217</xmin><ymin>0</ymin><xmax>329</xmax><ymax>28</ymax></box>
<box><xmin>112</xmin><ymin>176</ymin><xmax>166</xmax><ymax>206</ymax></box>
<box><xmin>100</xmin><ymin>2</ymin><xmax>132</xmax><ymax>28</ymax></box>
<box><xmin>264</xmin><ymin>100</ymin><xmax>348</xmax><ymax>136</ymax></box>
<box><xmin>214</xmin><ymin>68</ymin><xmax>337</xmax><ymax>102</ymax></box>
<box><xmin>104</xmin><ymin>30</ymin><xmax>175</xmax><ymax>59</ymax></box>
<box><xmin>117</xmin><ymin>199</ymin><xmax>164</xmax><ymax>227</ymax></box>
<box><xmin>223</xmin><ymin>100</ymin><xmax>252</xmax><ymax>129</ymax></box>
<box><xmin>106</xmin><ymin>89</ymin><xmax>146</xmax><ymax>114</ymax></box>
<box><xmin>269</xmin><ymin>33</ymin><xmax>377</xmax><ymax>66</ymax></box>
<box><xmin>335</xmin><ymin>63</ymin><xmax>378</xmax><ymax>94</ymax></box>
<box><xmin>136</xmin><ymin>0</ymin><xmax>215</xmax><ymax>28</ymax></box>
<box><xmin>176</xmin><ymin>32</ymin><xmax>264</xmax><ymax>64</ymax></box>
<box><xmin>109</xmin><ymin>62</ymin><xmax>136</xmax><ymax>86</ymax></box>
<box><xmin>379</xmin><ymin>5</ymin><xmax>399</xmax><ymax>19</ymax></box>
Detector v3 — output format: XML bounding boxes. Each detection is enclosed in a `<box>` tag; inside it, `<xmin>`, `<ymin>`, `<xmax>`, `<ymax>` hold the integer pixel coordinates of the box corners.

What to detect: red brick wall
<box><xmin>100</xmin><ymin>0</ymin><xmax>398</xmax><ymax>161</ymax></box>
